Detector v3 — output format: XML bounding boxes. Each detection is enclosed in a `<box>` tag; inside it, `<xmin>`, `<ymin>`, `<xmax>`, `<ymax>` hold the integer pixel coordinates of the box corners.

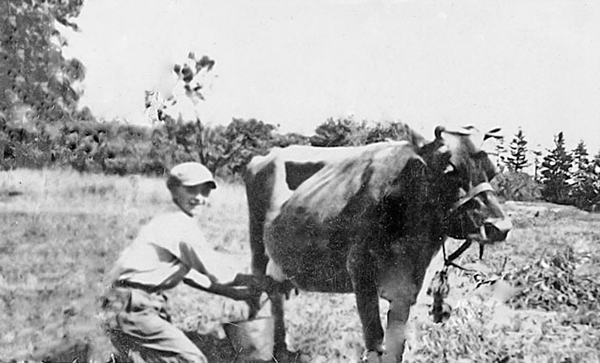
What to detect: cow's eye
<box><xmin>473</xmin><ymin>197</ymin><xmax>486</xmax><ymax>209</ymax></box>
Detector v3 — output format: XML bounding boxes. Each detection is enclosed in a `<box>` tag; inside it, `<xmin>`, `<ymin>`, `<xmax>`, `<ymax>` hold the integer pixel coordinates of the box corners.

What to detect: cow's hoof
<box><xmin>274</xmin><ymin>349</ymin><xmax>304</xmax><ymax>363</ymax></box>
<box><xmin>362</xmin><ymin>350</ymin><xmax>382</xmax><ymax>363</ymax></box>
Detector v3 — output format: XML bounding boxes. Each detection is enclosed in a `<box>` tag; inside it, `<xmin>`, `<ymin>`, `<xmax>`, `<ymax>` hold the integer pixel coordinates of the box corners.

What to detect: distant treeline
<box><xmin>0</xmin><ymin>117</ymin><xmax>419</xmax><ymax>179</ymax></box>
<box><xmin>1</xmin><ymin>117</ymin><xmax>599</xmax><ymax>211</ymax></box>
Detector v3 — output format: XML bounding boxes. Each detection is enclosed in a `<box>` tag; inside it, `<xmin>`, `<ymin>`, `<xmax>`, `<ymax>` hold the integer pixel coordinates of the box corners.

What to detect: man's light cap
<box><xmin>169</xmin><ymin>162</ymin><xmax>216</xmax><ymax>188</ymax></box>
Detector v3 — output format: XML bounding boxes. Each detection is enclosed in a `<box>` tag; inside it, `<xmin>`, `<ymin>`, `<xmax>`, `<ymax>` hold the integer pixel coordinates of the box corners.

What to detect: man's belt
<box><xmin>113</xmin><ymin>279</ymin><xmax>160</xmax><ymax>294</ymax></box>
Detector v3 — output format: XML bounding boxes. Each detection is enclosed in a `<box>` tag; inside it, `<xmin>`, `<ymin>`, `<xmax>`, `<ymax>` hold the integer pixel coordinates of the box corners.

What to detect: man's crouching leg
<box><xmin>103</xmin><ymin>288</ymin><xmax>207</xmax><ymax>363</ymax></box>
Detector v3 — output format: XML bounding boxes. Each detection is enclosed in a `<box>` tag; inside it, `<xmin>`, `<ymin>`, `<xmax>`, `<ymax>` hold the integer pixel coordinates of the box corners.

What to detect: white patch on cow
<box><xmin>266</xmin><ymin>259</ymin><xmax>288</xmax><ymax>282</ymax></box>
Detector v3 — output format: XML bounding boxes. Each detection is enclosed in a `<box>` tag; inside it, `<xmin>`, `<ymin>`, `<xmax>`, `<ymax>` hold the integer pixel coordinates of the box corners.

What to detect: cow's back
<box><xmin>245</xmin><ymin>144</ymin><xmax>391</xmax><ymax>221</ymax></box>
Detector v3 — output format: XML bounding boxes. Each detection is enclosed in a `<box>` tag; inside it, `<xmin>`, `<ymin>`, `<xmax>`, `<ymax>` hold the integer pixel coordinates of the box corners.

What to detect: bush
<box><xmin>493</xmin><ymin>172</ymin><xmax>542</xmax><ymax>202</ymax></box>
<box><xmin>504</xmin><ymin>248</ymin><xmax>600</xmax><ymax>327</ymax></box>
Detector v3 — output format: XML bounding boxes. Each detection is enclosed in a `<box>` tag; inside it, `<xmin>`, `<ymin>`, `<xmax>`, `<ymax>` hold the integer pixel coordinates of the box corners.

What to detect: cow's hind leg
<box><xmin>248</xmin><ymin>205</ymin><xmax>269</xmax><ymax>277</ymax></box>
<box><xmin>348</xmin><ymin>246</ymin><xmax>385</xmax><ymax>362</ymax></box>
<box><xmin>246</xmin><ymin>197</ymin><xmax>270</xmax><ymax>321</ymax></box>
<box><xmin>265</xmin><ymin>261</ymin><xmax>302</xmax><ymax>363</ymax></box>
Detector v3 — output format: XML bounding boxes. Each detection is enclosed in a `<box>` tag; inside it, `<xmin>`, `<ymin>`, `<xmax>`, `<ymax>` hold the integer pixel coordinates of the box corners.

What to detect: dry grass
<box><xmin>1</xmin><ymin>169</ymin><xmax>599</xmax><ymax>362</ymax></box>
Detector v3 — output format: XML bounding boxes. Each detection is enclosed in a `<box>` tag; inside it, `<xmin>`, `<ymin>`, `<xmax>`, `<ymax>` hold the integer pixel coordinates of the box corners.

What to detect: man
<box><xmin>101</xmin><ymin>162</ymin><xmax>264</xmax><ymax>363</ymax></box>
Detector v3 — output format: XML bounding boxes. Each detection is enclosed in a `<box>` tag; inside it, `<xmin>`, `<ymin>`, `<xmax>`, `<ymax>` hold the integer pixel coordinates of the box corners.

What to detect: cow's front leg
<box><xmin>356</xmin><ymin>285</ymin><xmax>385</xmax><ymax>363</ymax></box>
<box><xmin>382</xmin><ymin>298</ymin><xmax>414</xmax><ymax>363</ymax></box>
<box><xmin>348</xmin><ymin>247</ymin><xmax>384</xmax><ymax>362</ymax></box>
<box><xmin>378</xmin><ymin>261</ymin><xmax>423</xmax><ymax>362</ymax></box>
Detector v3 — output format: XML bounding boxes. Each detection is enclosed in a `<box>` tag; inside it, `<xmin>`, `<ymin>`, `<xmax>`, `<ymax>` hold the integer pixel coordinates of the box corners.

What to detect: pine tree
<box><xmin>579</xmin><ymin>148</ymin><xmax>600</xmax><ymax>209</ymax></box>
<box><xmin>570</xmin><ymin>141</ymin><xmax>592</xmax><ymax>208</ymax></box>
<box><xmin>506</xmin><ymin>129</ymin><xmax>530</xmax><ymax>173</ymax></box>
<box><xmin>593</xmin><ymin>150</ymin><xmax>600</xmax><ymax>173</ymax></box>
<box><xmin>572</xmin><ymin>141</ymin><xmax>590</xmax><ymax>174</ymax></box>
<box><xmin>593</xmin><ymin>151</ymin><xmax>600</xmax><ymax>207</ymax></box>
<box><xmin>540</xmin><ymin>132</ymin><xmax>573</xmax><ymax>204</ymax></box>
<box><xmin>494</xmin><ymin>139</ymin><xmax>508</xmax><ymax>173</ymax></box>
<box><xmin>532</xmin><ymin>149</ymin><xmax>543</xmax><ymax>182</ymax></box>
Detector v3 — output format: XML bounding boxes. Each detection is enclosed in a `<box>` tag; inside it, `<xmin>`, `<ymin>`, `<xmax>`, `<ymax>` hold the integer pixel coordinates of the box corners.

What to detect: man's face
<box><xmin>172</xmin><ymin>183</ymin><xmax>214</xmax><ymax>217</ymax></box>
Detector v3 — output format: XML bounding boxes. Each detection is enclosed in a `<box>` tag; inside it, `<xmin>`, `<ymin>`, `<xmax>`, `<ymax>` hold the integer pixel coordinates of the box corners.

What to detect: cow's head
<box><xmin>420</xmin><ymin>126</ymin><xmax>512</xmax><ymax>244</ymax></box>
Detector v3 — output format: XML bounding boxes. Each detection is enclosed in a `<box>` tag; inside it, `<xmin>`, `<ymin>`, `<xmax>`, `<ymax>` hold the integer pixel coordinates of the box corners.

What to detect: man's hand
<box><xmin>225</xmin><ymin>274</ymin><xmax>300</xmax><ymax>319</ymax></box>
<box><xmin>274</xmin><ymin>279</ymin><xmax>298</xmax><ymax>299</ymax></box>
<box><xmin>231</xmin><ymin>274</ymin><xmax>298</xmax><ymax>299</ymax></box>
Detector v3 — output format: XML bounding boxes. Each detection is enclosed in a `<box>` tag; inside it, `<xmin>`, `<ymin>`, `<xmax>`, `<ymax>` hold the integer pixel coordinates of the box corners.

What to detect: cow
<box><xmin>243</xmin><ymin>125</ymin><xmax>512</xmax><ymax>363</ymax></box>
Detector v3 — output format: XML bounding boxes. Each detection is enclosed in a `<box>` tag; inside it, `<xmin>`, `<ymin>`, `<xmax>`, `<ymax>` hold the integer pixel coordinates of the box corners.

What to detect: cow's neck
<box><xmin>404</xmin><ymin>170</ymin><xmax>453</xmax><ymax>243</ymax></box>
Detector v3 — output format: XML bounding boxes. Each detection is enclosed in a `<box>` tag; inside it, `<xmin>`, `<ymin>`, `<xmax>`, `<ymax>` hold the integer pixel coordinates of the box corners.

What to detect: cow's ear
<box><xmin>484</xmin><ymin>127</ymin><xmax>503</xmax><ymax>140</ymax></box>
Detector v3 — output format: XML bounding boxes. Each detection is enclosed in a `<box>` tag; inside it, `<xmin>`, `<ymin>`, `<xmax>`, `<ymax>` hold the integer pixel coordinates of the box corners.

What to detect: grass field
<box><xmin>1</xmin><ymin>169</ymin><xmax>599</xmax><ymax>363</ymax></box>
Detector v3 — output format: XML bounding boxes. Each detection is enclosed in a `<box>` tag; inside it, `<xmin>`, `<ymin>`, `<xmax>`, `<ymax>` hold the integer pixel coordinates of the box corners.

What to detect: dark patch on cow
<box><xmin>284</xmin><ymin>161</ymin><xmax>325</xmax><ymax>190</ymax></box>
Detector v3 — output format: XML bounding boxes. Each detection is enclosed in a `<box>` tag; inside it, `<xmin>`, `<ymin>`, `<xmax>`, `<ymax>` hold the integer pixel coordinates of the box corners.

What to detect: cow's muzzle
<box><xmin>478</xmin><ymin>217</ymin><xmax>512</xmax><ymax>244</ymax></box>
<box><xmin>453</xmin><ymin>182</ymin><xmax>512</xmax><ymax>243</ymax></box>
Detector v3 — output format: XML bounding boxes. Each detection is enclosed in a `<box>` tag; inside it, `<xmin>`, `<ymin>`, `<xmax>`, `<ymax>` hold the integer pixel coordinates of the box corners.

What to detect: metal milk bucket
<box><xmin>224</xmin><ymin>316</ymin><xmax>274</xmax><ymax>361</ymax></box>
<box><xmin>223</xmin><ymin>295</ymin><xmax>274</xmax><ymax>362</ymax></box>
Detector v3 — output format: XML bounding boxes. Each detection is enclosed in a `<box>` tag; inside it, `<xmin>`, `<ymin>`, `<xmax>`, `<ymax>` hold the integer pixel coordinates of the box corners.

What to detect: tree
<box><xmin>593</xmin><ymin>151</ymin><xmax>600</xmax><ymax>207</ymax></box>
<box><xmin>0</xmin><ymin>0</ymin><xmax>86</xmax><ymax>126</ymax></box>
<box><xmin>274</xmin><ymin>132</ymin><xmax>310</xmax><ymax>147</ymax></box>
<box><xmin>505</xmin><ymin>129</ymin><xmax>530</xmax><ymax>173</ymax></box>
<box><xmin>144</xmin><ymin>53</ymin><xmax>216</xmax><ymax>168</ymax></box>
<box><xmin>310</xmin><ymin>117</ymin><xmax>368</xmax><ymax>147</ymax></box>
<box><xmin>494</xmin><ymin>139</ymin><xmax>508</xmax><ymax>173</ymax></box>
<box><xmin>365</xmin><ymin>121</ymin><xmax>426</xmax><ymax>146</ymax></box>
<box><xmin>532</xmin><ymin>148</ymin><xmax>543</xmax><ymax>182</ymax></box>
<box><xmin>570</xmin><ymin>141</ymin><xmax>600</xmax><ymax>209</ymax></box>
<box><xmin>593</xmin><ymin>150</ymin><xmax>600</xmax><ymax>174</ymax></box>
<box><xmin>572</xmin><ymin>141</ymin><xmax>589</xmax><ymax>171</ymax></box>
<box><xmin>540</xmin><ymin>132</ymin><xmax>573</xmax><ymax>204</ymax></box>
<box><xmin>204</xmin><ymin>118</ymin><xmax>278</xmax><ymax>178</ymax></box>
<box><xmin>0</xmin><ymin>1</ymin><xmax>87</xmax><ymax>170</ymax></box>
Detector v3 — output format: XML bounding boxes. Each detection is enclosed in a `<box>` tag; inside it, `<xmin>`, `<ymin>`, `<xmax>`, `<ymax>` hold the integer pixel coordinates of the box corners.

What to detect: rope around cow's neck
<box><xmin>430</xmin><ymin>179</ymin><xmax>490</xmax><ymax>323</ymax></box>
<box><xmin>429</xmin><ymin>238</ymin><xmax>485</xmax><ymax>323</ymax></box>
<box><xmin>443</xmin><ymin>180</ymin><xmax>491</xmax><ymax>270</ymax></box>
<box><xmin>450</xmin><ymin>182</ymin><xmax>494</xmax><ymax>213</ymax></box>
<box><xmin>442</xmin><ymin>238</ymin><xmax>483</xmax><ymax>272</ymax></box>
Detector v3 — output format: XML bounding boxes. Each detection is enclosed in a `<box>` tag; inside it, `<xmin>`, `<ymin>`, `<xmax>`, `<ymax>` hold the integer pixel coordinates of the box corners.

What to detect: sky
<box><xmin>64</xmin><ymin>0</ymin><xmax>600</xmax><ymax>154</ymax></box>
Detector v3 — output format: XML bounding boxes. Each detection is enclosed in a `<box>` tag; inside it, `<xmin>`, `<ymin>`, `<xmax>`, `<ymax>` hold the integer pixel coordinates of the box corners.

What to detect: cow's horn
<box><xmin>434</xmin><ymin>126</ymin><xmax>445</xmax><ymax>140</ymax></box>
<box><xmin>456</xmin><ymin>125</ymin><xmax>474</xmax><ymax>135</ymax></box>
<box><xmin>443</xmin><ymin>126</ymin><xmax>472</xmax><ymax>137</ymax></box>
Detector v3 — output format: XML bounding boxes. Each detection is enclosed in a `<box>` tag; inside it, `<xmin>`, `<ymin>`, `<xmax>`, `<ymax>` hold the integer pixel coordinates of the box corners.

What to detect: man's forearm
<box><xmin>209</xmin><ymin>283</ymin><xmax>257</xmax><ymax>301</ymax></box>
<box><xmin>184</xmin><ymin>277</ymin><xmax>257</xmax><ymax>301</ymax></box>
